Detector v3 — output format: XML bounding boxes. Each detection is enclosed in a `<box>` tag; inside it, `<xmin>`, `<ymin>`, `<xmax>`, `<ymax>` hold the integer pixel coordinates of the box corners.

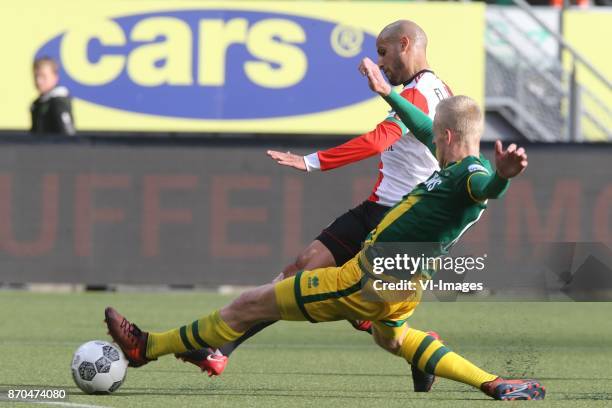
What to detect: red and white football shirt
<box><xmin>304</xmin><ymin>70</ymin><xmax>452</xmax><ymax>207</ymax></box>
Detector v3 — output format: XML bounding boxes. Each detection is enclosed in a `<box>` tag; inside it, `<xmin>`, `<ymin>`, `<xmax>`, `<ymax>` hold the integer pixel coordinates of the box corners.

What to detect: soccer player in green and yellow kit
<box><xmin>103</xmin><ymin>58</ymin><xmax>544</xmax><ymax>401</ymax></box>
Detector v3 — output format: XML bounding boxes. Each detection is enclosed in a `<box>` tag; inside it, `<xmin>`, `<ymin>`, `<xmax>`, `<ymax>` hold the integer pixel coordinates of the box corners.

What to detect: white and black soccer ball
<box><xmin>71</xmin><ymin>340</ymin><xmax>128</xmax><ymax>394</ymax></box>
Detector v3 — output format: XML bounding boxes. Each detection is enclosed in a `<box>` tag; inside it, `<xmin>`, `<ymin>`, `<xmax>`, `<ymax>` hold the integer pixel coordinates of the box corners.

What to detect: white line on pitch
<box><xmin>0</xmin><ymin>397</ymin><xmax>111</xmax><ymax>408</ymax></box>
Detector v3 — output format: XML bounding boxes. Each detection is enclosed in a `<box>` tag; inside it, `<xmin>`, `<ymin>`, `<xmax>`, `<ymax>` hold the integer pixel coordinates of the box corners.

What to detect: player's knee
<box><xmin>294</xmin><ymin>251</ymin><xmax>312</xmax><ymax>271</ymax></box>
<box><xmin>230</xmin><ymin>285</ymin><xmax>279</xmax><ymax>321</ymax></box>
<box><xmin>280</xmin><ymin>262</ymin><xmax>300</xmax><ymax>280</ymax></box>
<box><xmin>373</xmin><ymin>334</ymin><xmax>403</xmax><ymax>354</ymax></box>
<box><xmin>275</xmin><ymin>252</ymin><xmax>309</xmax><ymax>282</ymax></box>
<box><xmin>227</xmin><ymin>290</ymin><xmax>263</xmax><ymax>323</ymax></box>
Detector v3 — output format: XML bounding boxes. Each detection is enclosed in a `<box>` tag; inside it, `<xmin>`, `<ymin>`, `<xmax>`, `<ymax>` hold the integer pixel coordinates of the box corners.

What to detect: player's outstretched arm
<box><xmin>266</xmin><ymin>150</ymin><xmax>307</xmax><ymax>171</ymax></box>
<box><xmin>267</xmin><ymin>111</ymin><xmax>405</xmax><ymax>173</ymax></box>
<box><xmin>359</xmin><ymin>58</ymin><xmax>435</xmax><ymax>153</ymax></box>
<box><xmin>468</xmin><ymin>141</ymin><xmax>528</xmax><ymax>201</ymax></box>
<box><xmin>266</xmin><ymin>119</ymin><xmax>404</xmax><ymax>172</ymax></box>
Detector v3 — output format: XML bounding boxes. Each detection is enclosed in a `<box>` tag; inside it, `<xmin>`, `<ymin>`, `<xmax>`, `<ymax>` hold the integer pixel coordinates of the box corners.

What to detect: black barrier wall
<box><xmin>0</xmin><ymin>135</ymin><xmax>610</xmax><ymax>286</ymax></box>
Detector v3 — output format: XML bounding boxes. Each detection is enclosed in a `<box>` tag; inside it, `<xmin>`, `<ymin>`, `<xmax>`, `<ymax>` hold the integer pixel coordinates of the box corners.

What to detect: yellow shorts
<box><xmin>274</xmin><ymin>256</ymin><xmax>421</xmax><ymax>328</ymax></box>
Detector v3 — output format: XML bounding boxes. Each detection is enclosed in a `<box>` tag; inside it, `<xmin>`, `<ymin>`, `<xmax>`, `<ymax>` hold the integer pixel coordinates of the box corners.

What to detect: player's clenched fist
<box><xmin>359</xmin><ymin>58</ymin><xmax>391</xmax><ymax>97</ymax></box>
<box><xmin>494</xmin><ymin>140</ymin><xmax>528</xmax><ymax>179</ymax></box>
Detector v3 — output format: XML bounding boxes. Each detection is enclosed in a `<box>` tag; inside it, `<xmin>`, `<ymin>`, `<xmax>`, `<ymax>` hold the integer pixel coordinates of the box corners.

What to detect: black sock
<box><xmin>219</xmin><ymin>320</ymin><xmax>278</xmax><ymax>356</ymax></box>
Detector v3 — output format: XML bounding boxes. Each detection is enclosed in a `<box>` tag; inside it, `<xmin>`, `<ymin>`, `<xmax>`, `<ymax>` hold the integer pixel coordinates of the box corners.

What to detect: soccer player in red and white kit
<box><xmin>178</xmin><ymin>20</ymin><xmax>453</xmax><ymax>391</ymax></box>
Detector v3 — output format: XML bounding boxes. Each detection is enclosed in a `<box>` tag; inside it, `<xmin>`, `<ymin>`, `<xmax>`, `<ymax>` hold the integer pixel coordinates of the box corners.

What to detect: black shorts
<box><xmin>316</xmin><ymin>200</ymin><xmax>391</xmax><ymax>267</ymax></box>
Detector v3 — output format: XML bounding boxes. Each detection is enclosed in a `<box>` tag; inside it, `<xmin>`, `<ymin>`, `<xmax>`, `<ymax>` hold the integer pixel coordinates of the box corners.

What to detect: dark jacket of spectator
<box><xmin>31</xmin><ymin>85</ymin><xmax>75</xmax><ymax>135</ymax></box>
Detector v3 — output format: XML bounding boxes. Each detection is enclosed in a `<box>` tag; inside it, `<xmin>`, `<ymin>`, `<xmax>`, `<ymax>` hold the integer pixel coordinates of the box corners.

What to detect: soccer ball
<box><xmin>71</xmin><ymin>340</ymin><xmax>128</xmax><ymax>394</ymax></box>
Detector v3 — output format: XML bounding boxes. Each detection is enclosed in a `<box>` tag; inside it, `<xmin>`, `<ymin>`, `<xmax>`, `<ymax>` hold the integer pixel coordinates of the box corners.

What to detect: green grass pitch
<box><xmin>1</xmin><ymin>292</ymin><xmax>611</xmax><ymax>407</ymax></box>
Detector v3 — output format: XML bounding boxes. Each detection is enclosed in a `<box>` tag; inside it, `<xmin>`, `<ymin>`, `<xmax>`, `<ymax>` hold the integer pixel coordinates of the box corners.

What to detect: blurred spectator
<box><xmin>31</xmin><ymin>57</ymin><xmax>75</xmax><ymax>135</ymax></box>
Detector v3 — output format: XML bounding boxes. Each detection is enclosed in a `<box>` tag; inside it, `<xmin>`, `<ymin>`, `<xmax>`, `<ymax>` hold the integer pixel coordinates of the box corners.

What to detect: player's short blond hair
<box><xmin>33</xmin><ymin>56</ymin><xmax>59</xmax><ymax>74</ymax></box>
<box><xmin>433</xmin><ymin>96</ymin><xmax>484</xmax><ymax>145</ymax></box>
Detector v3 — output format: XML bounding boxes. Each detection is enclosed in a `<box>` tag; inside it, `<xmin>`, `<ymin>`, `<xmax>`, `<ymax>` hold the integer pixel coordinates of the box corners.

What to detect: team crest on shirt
<box><xmin>308</xmin><ymin>276</ymin><xmax>319</xmax><ymax>288</ymax></box>
<box><xmin>424</xmin><ymin>173</ymin><xmax>443</xmax><ymax>191</ymax></box>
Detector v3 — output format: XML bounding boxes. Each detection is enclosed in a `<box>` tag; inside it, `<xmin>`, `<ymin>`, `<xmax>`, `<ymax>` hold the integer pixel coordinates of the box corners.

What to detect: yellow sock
<box><xmin>398</xmin><ymin>328</ymin><xmax>497</xmax><ymax>388</ymax></box>
<box><xmin>146</xmin><ymin>310</ymin><xmax>244</xmax><ymax>359</ymax></box>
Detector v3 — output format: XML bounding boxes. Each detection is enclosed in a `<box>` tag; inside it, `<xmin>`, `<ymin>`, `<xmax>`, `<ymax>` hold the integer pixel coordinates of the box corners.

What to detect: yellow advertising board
<box><xmin>1</xmin><ymin>1</ymin><xmax>485</xmax><ymax>133</ymax></box>
<box><xmin>564</xmin><ymin>10</ymin><xmax>612</xmax><ymax>141</ymax></box>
